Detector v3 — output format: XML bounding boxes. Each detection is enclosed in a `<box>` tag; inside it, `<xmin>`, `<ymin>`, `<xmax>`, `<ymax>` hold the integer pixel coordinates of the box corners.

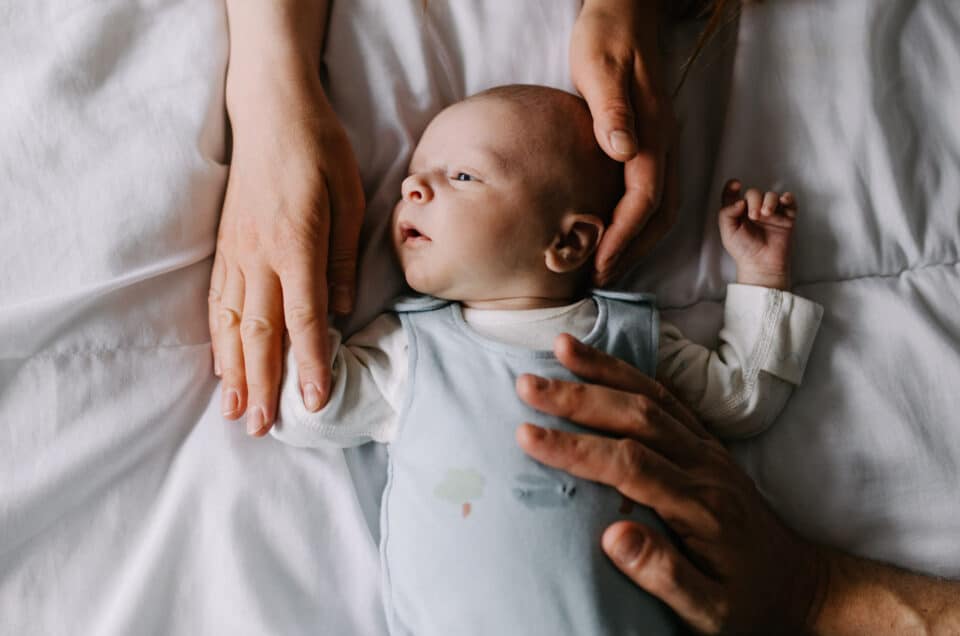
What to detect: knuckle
<box><xmin>569</xmin><ymin>434</ymin><xmax>593</xmax><ymax>467</ymax></box>
<box><xmin>698</xmin><ymin>486</ymin><xmax>742</xmax><ymax>530</ymax></box>
<box><xmin>296</xmin><ymin>361</ymin><xmax>327</xmax><ymax>381</ymax></box>
<box><xmin>240</xmin><ymin>315</ymin><xmax>278</xmax><ymax>342</ymax></box>
<box><xmin>221</xmin><ymin>368</ymin><xmax>245</xmax><ymax>388</ymax></box>
<box><xmin>217</xmin><ymin>307</ymin><xmax>240</xmax><ymax>329</ymax></box>
<box><xmin>631</xmin><ymin>394</ymin><xmax>653</xmax><ymax>420</ymax></box>
<box><xmin>652</xmin><ymin>550</ymin><xmax>682</xmax><ymax>593</ymax></box>
<box><xmin>558</xmin><ymin>382</ymin><xmax>587</xmax><ymax>416</ymax></box>
<box><xmin>285</xmin><ymin>302</ymin><xmax>320</xmax><ymax>334</ymax></box>
<box><xmin>615</xmin><ymin>438</ymin><xmax>646</xmax><ymax>484</ymax></box>
<box><xmin>327</xmin><ymin>249</ymin><xmax>359</xmax><ymax>279</ymax></box>
<box><xmin>594</xmin><ymin>48</ymin><xmax>631</xmax><ymax>76</ymax></box>
<box><xmin>600</xmin><ymin>99</ymin><xmax>634</xmax><ymax>127</ymax></box>
<box><xmin>701</xmin><ymin>599</ymin><xmax>731</xmax><ymax>634</ymax></box>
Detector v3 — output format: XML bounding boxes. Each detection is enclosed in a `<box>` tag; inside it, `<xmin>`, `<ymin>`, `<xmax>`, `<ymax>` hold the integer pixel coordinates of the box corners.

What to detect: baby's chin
<box><xmin>402</xmin><ymin>264</ymin><xmax>447</xmax><ymax>298</ymax></box>
<box><xmin>403</xmin><ymin>264</ymin><xmax>478</xmax><ymax>301</ymax></box>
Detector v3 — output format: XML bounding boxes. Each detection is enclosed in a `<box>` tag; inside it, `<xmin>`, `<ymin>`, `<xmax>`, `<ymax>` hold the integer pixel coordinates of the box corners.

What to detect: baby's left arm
<box><xmin>657</xmin><ymin>285</ymin><xmax>823</xmax><ymax>438</ymax></box>
<box><xmin>656</xmin><ymin>181</ymin><xmax>823</xmax><ymax>438</ymax></box>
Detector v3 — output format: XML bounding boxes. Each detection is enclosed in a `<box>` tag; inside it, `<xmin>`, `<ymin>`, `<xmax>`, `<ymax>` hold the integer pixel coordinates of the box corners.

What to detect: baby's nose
<box><xmin>401</xmin><ymin>174</ymin><xmax>433</xmax><ymax>204</ymax></box>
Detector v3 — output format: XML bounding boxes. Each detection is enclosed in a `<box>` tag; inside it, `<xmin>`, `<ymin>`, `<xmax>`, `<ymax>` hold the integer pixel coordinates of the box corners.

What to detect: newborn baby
<box><xmin>272</xmin><ymin>85</ymin><xmax>823</xmax><ymax>635</ymax></box>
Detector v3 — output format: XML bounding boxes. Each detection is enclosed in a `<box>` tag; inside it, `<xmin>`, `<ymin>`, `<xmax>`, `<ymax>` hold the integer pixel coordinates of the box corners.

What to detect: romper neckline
<box><xmin>448</xmin><ymin>296</ymin><xmax>609</xmax><ymax>359</ymax></box>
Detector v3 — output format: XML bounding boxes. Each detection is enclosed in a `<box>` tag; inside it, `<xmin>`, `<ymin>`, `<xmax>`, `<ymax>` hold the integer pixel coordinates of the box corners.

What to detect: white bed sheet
<box><xmin>1</xmin><ymin>0</ymin><xmax>958</xmax><ymax>633</ymax></box>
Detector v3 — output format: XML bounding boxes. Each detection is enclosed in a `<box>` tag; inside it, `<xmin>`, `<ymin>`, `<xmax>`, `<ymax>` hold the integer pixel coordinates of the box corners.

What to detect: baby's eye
<box><xmin>453</xmin><ymin>172</ymin><xmax>474</xmax><ymax>182</ymax></box>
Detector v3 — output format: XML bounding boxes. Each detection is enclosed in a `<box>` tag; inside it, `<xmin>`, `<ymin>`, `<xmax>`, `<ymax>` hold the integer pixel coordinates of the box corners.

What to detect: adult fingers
<box><xmin>326</xmin><ymin>146</ymin><xmax>365</xmax><ymax>315</ymax></box>
<box><xmin>515</xmin><ymin>374</ymin><xmax>701</xmax><ymax>462</ymax></box>
<box><xmin>281</xmin><ymin>253</ymin><xmax>332</xmax><ymax>413</ymax></box>
<box><xmin>595</xmin><ymin>150</ymin><xmax>677</xmax><ymax>285</ymax></box>
<box><xmin>602</xmin><ymin>521</ymin><xmax>726</xmax><ymax>635</ymax></box>
<box><xmin>515</xmin><ymin>424</ymin><xmax>715</xmax><ymax>534</ymax></box>
<box><xmin>552</xmin><ymin>334</ymin><xmax>707</xmax><ymax>437</ymax></box>
<box><xmin>240</xmin><ymin>272</ymin><xmax>284</xmax><ymax>436</ymax></box>
<box><xmin>217</xmin><ymin>266</ymin><xmax>247</xmax><ymax>420</ymax></box>
<box><xmin>208</xmin><ymin>254</ymin><xmax>226</xmax><ymax>377</ymax></box>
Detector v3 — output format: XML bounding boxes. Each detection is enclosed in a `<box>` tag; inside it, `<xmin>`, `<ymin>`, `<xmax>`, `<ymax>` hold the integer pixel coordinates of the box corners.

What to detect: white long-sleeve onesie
<box><xmin>272</xmin><ymin>284</ymin><xmax>824</xmax><ymax>445</ymax></box>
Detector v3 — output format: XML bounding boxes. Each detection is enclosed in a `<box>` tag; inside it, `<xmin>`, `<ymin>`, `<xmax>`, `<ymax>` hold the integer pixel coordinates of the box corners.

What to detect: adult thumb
<box><xmin>602</xmin><ymin>521</ymin><xmax>722</xmax><ymax>633</ymax></box>
<box><xmin>576</xmin><ymin>60</ymin><xmax>638</xmax><ymax>162</ymax></box>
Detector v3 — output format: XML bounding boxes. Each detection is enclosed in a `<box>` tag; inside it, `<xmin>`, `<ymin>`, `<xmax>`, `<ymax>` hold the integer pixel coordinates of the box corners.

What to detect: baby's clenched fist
<box><xmin>718</xmin><ymin>179</ymin><xmax>797</xmax><ymax>290</ymax></box>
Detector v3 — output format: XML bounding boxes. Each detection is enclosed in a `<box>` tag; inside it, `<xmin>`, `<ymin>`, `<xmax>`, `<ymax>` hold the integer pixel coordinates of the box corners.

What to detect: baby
<box><xmin>272</xmin><ymin>85</ymin><xmax>823</xmax><ymax>635</ymax></box>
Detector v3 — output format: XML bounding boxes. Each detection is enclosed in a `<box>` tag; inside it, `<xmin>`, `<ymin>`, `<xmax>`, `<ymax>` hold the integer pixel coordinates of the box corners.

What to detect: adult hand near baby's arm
<box><xmin>515</xmin><ymin>336</ymin><xmax>960</xmax><ymax>634</ymax></box>
<box><xmin>211</xmin><ymin>0</ymin><xmax>364</xmax><ymax>436</ymax></box>
<box><xmin>571</xmin><ymin>0</ymin><xmax>677</xmax><ymax>286</ymax></box>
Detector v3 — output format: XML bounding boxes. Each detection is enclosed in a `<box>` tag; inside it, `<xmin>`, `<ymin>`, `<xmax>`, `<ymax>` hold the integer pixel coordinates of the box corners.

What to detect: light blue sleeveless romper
<box><xmin>381</xmin><ymin>291</ymin><xmax>682</xmax><ymax>636</ymax></box>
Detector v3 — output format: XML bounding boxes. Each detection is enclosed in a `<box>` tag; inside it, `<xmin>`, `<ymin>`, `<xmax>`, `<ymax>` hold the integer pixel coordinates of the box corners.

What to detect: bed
<box><xmin>2</xmin><ymin>0</ymin><xmax>958</xmax><ymax>633</ymax></box>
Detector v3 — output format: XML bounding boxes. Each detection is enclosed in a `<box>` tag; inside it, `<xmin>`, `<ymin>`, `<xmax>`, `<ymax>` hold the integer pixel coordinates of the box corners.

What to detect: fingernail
<box><xmin>246</xmin><ymin>407</ymin><xmax>267</xmax><ymax>436</ymax></box>
<box><xmin>610</xmin><ymin>530</ymin><xmax>646</xmax><ymax>565</ymax></box>
<box><xmin>332</xmin><ymin>285</ymin><xmax>352</xmax><ymax>314</ymax></box>
<box><xmin>214</xmin><ymin>359</ymin><xmax>221</xmax><ymax>377</ymax></box>
<box><xmin>221</xmin><ymin>389</ymin><xmax>239</xmax><ymax>416</ymax></box>
<box><xmin>610</xmin><ymin>130</ymin><xmax>638</xmax><ymax>157</ymax></box>
<box><xmin>303</xmin><ymin>383</ymin><xmax>321</xmax><ymax>412</ymax></box>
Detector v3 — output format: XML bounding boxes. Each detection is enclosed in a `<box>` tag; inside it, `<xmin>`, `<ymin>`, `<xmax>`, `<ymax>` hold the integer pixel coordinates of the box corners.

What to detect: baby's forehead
<box><xmin>415</xmin><ymin>96</ymin><xmax>579</xmax><ymax>173</ymax></box>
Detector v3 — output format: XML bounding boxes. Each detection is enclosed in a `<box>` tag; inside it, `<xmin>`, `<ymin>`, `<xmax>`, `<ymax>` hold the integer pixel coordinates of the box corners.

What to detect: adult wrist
<box><xmin>225</xmin><ymin>51</ymin><xmax>329</xmax><ymax>128</ymax></box>
<box><xmin>224</xmin><ymin>0</ymin><xmax>328</xmax><ymax>124</ymax></box>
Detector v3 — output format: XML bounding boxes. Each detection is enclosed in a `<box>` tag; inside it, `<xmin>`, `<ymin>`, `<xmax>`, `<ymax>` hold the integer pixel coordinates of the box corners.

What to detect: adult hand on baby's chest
<box><xmin>515</xmin><ymin>334</ymin><xmax>824</xmax><ymax>634</ymax></box>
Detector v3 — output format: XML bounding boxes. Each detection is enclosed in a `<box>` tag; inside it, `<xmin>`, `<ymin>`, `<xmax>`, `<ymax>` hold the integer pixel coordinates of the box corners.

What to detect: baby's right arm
<box><xmin>270</xmin><ymin>313</ymin><xmax>407</xmax><ymax>448</ymax></box>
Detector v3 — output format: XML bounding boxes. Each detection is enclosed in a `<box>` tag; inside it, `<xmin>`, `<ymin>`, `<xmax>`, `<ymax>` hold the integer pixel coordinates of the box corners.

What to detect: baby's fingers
<box><xmin>720</xmin><ymin>179</ymin><xmax>742</xmax><ymax>207</ymax></box>
<box><xmin>752</xmin><ymin>191</ymin><xmax>798</xmax><ymax>229</ymax></box>
<box><xmin>780</xmin><ymin>192</ymin><xmax>797</xmax><ymax>218</ymax></box>
<box><xmin>759</xmin><ymin>191</ymin><xmax>780</xmax><ymax>217</ymax></box>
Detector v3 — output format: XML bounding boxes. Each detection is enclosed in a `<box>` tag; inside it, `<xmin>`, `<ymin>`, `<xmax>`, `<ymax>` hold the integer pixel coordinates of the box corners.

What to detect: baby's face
<box><xmin>392</xmin><ymin>98</ymin><xmax>562</xmax><ymax>301</ymax></box>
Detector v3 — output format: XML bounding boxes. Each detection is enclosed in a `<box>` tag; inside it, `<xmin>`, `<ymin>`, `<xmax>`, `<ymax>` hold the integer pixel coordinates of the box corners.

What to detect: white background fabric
<box><xmin>1</xmin><ymin>0</ymin><xmax>958</xmax><ymax>633</ymax></box>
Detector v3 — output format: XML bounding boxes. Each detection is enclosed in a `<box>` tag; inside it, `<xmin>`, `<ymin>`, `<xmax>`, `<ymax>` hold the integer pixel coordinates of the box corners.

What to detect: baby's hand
<box><xmin>718</xmin><ymin>179</ymin><xmax>796</xmax><ymax>290</ymax></box>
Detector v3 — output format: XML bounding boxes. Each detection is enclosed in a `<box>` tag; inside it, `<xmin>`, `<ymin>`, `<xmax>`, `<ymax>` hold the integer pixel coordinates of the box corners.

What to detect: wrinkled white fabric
<box><xmin>1</xmin><ymin>0</ymin><xmax>959</xmax><ymax>634</ymax></box>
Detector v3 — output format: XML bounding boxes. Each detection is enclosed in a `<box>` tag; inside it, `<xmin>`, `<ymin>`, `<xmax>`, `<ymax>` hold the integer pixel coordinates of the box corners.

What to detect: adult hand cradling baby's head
<box><xmin>392</xmin><ymin>85</ymin><xmax>624</xmax><ymax>308</ymax></box>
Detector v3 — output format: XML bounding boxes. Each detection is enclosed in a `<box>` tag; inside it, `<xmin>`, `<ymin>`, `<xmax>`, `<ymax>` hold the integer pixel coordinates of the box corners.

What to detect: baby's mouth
<box><xmin>399</xmin><ymin>222</ymin><xmax>431</xmax><ymax>244</ymax></box>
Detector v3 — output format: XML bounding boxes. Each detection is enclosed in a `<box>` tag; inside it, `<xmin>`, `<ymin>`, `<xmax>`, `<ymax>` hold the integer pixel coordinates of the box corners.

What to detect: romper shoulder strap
<box><xmin>387</xmin><ymin>293</ymin><xmax>452</xmax><ymax>314</ymax></box>
<box><xmin>590</xmin><ymin>288</ymin><xmax>659</xmax><ymax>378</ymax></box>
<box><xmin>590</xmin><ymin>288</ymin><xmax>657</xmax><ymax>305</ymax></box>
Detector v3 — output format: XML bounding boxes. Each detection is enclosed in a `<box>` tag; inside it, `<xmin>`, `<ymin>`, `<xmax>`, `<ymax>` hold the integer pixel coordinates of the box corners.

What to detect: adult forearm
<box><xmin>811</xmin><ymin>549</ymin><xmax>960</xmax><ymax>635</ymax></box>
<box><xmin>224</xmin><ymin>0</ymin><xmax>331</xmax><ymax>123</ymax></box>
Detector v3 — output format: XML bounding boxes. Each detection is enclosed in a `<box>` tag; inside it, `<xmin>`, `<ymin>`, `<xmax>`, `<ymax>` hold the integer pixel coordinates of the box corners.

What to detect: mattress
<box><xmin>1</xmin><ymin>0</ymin><xmax>958</xmax><ymax>633</ymax></box>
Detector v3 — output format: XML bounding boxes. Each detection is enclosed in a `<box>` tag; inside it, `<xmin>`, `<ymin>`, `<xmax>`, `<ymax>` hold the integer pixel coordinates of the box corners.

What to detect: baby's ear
<box><xmin>544</xmin><ymin>212</ymin><xmax>605</xmax><ymax>274</ymax></box>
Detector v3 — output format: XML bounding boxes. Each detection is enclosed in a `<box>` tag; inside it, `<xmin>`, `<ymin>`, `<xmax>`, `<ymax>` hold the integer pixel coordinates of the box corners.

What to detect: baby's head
<box><xmin>392</xmin><ymin>84</ymin><xmax>622</xmax><ymax>304</ymax></box>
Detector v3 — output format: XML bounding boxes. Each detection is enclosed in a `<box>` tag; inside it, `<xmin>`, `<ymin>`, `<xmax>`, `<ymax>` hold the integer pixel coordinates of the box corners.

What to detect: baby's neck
<box><xmin>461</xmin><ymin>295</ymin><xmax>582</xmax><ymax>311</ymax></box>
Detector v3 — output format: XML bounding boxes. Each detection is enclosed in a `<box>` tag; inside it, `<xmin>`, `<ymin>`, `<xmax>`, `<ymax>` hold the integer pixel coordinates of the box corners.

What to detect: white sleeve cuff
<box><xmin>723</xmin><ymin>284</ymin><xmax>824</xmax><ymax>386</ymax></box>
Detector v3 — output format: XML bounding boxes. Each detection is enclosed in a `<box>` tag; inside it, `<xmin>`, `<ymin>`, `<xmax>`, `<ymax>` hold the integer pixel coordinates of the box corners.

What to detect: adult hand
<box><xmin>210</xmin><ymin>16</ymin><xmax>365</xmax><ymax>436</ymax></box>
<box><xmin>514</xmin><ymin>335</ymin><xmax>823</xmax><ymax>634</ymax></box>
<box><xmin>571</xmin><ymin>0</ymin><xmax>678</xmax><ymax>286</ymax></box>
